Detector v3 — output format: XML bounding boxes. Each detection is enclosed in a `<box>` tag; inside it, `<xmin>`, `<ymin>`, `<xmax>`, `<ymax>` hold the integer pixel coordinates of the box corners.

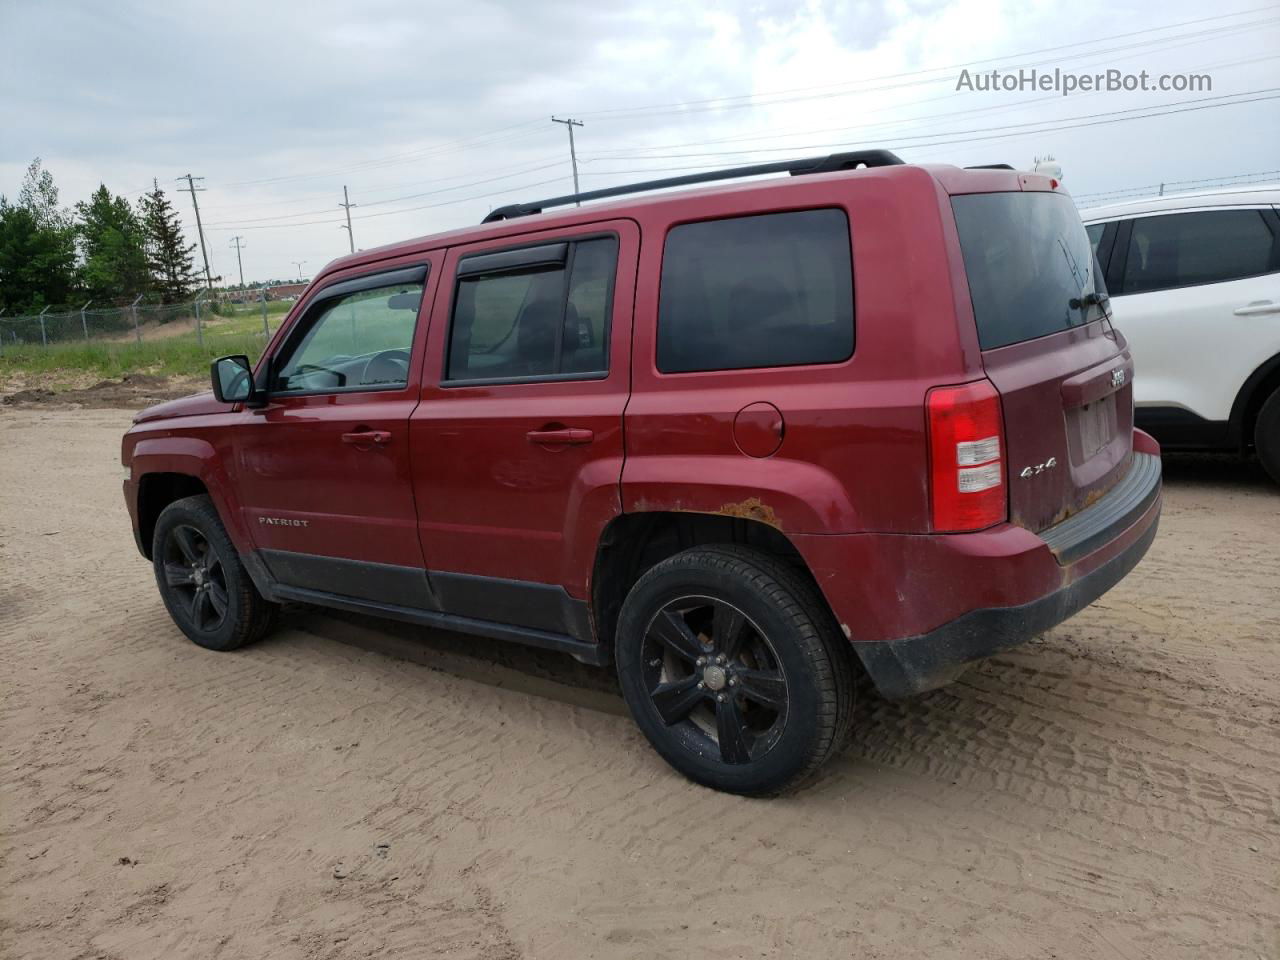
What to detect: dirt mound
<box><xmin>2</xmin><ymin>373</ymin><xmax>203</xmax><ymax>409</ymax></box>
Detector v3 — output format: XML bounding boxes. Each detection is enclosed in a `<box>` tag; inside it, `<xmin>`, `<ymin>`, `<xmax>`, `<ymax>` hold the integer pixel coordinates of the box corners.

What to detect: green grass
<box><xmin>0</xmin><ymin>315</ymin><xmax>276</xmax><ymax>381</ymax></box>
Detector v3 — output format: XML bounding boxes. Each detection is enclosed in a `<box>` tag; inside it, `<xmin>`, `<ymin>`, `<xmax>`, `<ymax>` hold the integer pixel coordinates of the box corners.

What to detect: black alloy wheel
<box><xmin>151</xmin><ymin>494</ymin><xmax>277</xmax><ymax>651</ymax></box>
<box><xmin>616</xmin><ymin>545</ymin><xmax>854</xmax><ymax>796</ymax></box>
<box><xmin>161</xmin><ymin>523</ymin><xmax>231</xmax><ymax>634</ymax></box>
<box><xmin>642</xmin><ymin>596</ymin><xmax>788</xmax><ymax>765</ymax></box>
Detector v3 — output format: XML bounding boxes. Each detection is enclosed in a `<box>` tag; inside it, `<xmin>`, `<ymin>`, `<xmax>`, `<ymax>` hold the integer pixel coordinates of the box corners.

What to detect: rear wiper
<box><xmin>1069</xmin><ymin>291</ymin><xmax>1110</xmax><ymax>310</ymax></box>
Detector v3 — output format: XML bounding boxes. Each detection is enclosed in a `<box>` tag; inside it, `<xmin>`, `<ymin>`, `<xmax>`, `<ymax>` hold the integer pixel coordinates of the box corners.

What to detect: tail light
<box><xmin>927</xmin><ymin>379</ymin><xmax>1006</xmax><ymax>532</ymax></box>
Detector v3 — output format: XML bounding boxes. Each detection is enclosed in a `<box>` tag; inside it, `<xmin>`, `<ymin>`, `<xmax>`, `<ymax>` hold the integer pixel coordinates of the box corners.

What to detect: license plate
<box><xmin>1077</xmin><ymin>394</ymin><xmax>1115</xmax><ymax>459</ymax></box>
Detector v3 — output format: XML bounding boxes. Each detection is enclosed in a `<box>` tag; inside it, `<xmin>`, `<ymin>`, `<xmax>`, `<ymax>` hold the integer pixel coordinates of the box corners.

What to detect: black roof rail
<box><xmin>482</xmin><ymin>149</ymin><xmax>904</xmax><ymax>223</ymax></box>
<box><xmin>965</xmin><ymin>163</ymin><xmax>1015</xmax><ymax>170</ymax></box>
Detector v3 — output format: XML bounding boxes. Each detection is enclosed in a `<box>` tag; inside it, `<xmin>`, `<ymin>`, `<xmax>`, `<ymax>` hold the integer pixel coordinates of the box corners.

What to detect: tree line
<box><xmin>0</xmin><ymin>158</ymin><xmax>204</xmax><ymax>314</ymax></box>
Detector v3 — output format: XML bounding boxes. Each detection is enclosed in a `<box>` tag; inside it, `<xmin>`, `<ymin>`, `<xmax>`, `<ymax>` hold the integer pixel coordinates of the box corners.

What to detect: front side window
<box><xmin>447</xmin><ymin>236</ymin><xmax>617</xmax><ymax>382</ymax></box>
<box><xmin>1121</xmin><ymin>209</ymin><xmax>1277</xmax><ymax>295</ymax></box>
<box><xmin>657</xmin><ymin>208</ymin><xmax>854</xmax><ymax>373</ymax></box>
<box><xmin>272</xmin><ymin>278</ymin><xmax>424</xmax><ymax>393</ymax></box>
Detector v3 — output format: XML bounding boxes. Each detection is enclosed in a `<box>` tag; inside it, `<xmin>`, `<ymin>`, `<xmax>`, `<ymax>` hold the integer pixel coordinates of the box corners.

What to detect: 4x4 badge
<box><xmin>1019</xmin><ymin>457</ymin><xmax>1057</xmax><ymax>478</ymax></box>
<box><xmin>1111</xmin><ymin>368</ymin><xmax>1126</xmax><ymax>388</ymax></box>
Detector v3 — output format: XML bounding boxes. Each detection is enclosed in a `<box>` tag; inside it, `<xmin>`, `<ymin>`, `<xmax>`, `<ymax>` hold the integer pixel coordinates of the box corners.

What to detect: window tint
<box><xmin>447</xmin><ymin>236</ymin><xmax>617</xmax><ymax>382</ymax></box>
<box><xmin>272</xmin><ymin>279</ymin><xmax>424</xmax><ymax>393</ymax></box>
<box><xmin>1122</xmin><ymin>210</ymin><xmax>1277</xmax><ymax>294</ymax></box>
<box><xmin>1085</xmin><ymin>222</ymin><xmax>1105</xmax><ymax>254</ymax></box>
<box><xmin>952</xmin><ymin>192</ymin><xmax>1106</xmax><ymax>350</ymax></box>
<box><xmin>657</xmin><ymin>209</ymin><xmax>853</xmax><ymax>374</ymax></box>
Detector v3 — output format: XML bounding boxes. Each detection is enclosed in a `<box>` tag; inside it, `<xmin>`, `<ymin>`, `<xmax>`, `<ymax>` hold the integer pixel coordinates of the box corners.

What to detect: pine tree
<box><xmin>139</xmin><ymin>180</ymin><xmax>199</xmax><ymax>303</ymax></box>
<box><xmin>77</xmin><ymin>184</ymin><xmax>150</xmax><ymax>302</ymax></box>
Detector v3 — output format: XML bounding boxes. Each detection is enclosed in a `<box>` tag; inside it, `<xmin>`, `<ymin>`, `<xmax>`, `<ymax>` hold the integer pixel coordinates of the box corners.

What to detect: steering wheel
<box><xmin>362</xmin><ymin>349</ymin><xmax>411</xmax><ymax>386</ymax></box>
<box><xmin>291</xmin><ymin>362</ymin><xmax>347</xmax><ymax>387</ymax></box>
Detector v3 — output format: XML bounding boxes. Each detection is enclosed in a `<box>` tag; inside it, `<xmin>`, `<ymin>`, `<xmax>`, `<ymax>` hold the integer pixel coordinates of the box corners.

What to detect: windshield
<box><xmin>952</xmin><ymin>191</ymin><xmax>1107</xmax><ymax>350</ymax></box>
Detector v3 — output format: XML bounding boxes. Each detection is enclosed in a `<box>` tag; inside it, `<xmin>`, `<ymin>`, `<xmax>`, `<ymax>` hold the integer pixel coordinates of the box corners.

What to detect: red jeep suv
<box><xmin>122</xmin><ymin>151</ymin><xmax>1162</xmax><ymax>795</ymax></box>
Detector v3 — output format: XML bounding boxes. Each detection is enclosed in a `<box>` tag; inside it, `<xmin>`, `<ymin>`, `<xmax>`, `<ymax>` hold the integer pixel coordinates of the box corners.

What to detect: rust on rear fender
<box><xmin>714</xmin><ymin>497</ymin><xmax>782</xmax><ymax>530</ymax></box>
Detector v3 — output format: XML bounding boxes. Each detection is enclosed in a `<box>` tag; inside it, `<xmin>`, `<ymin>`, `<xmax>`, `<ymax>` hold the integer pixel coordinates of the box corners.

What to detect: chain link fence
<box><xmin>0</xmin><ymin>286</ymin><xmax>298</xmax><ymax>357</ymax></box>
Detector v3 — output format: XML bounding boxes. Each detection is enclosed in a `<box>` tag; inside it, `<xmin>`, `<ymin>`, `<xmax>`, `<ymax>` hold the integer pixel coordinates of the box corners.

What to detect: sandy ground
<box><xmin>1</xmin><ymin>407</ymin><xmax>1277</xmax><ymax>960</ymax></box>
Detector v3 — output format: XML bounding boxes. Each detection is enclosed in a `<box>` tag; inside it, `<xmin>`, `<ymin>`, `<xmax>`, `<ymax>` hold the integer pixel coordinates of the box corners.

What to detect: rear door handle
<box><xmin>1234</xmin><ymin>300</ymin><xmax>1280</xmax><ymax>317</ymax></box>
<box><xmin>341</xmin><ymin>430</ymin><xmax>392</xmax><ymax>446</ymax></box>
<box><xmin>526</xmin><ymin>427</ymin><xmax>594</xmax><ymax>446</ymax></box>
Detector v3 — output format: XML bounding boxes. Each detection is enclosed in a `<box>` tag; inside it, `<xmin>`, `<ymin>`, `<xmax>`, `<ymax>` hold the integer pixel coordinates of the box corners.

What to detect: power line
<box><xmin>201</xmin><ymin>90</ymin><xmax>1278</xmax><ymax>235</ymax></box>
<box><xmin>222</xmin><ymin>121</ymin><xmax>554</xmax><ymax>188</ymax></box>
<box><xmin>575</xmin><ymin>6</ymin><xmax>1280</xmax><ymax>120</ymax></box>
<box><xmin>204</xmin><ymin>175</ymin><xmax>570</xmax><ymax>232</ymax></box>
<box><xmin>192</xmin><ymin>43</ymin><xmax>1276</xmax><ymax>229</ymax></box>
<box><xmin>584</xmin><ymin>88</ymin><xmax>1280</xmax><ymax>162</ymax></box>
<box><xmin>196</xmin><ymin>153</ymin><xmax>569</xmax><ymax>215</ymax></box>
<box><xmin>1074</xmin><ymin>169</ymin><xmax>1280</xmax><ymax>203</ymax></box>
<box><xmin>588</xmin><ymin>16</ymin><xmax>1275</xmax><ymax>125</ymax></box>
<box><xmin>582</xmin><ymin>47</ymin><xmax>1280</xmax><ymax>160</ymax></box>
<box><xmin>200</xmin><ymin>159</ymin><xmax>571</xmax><ymax>227</ymax></box>
<box><xmin>175</xmin><ymin>7</ymin><xmax>1278</xmax><ymax>207</ymax></box>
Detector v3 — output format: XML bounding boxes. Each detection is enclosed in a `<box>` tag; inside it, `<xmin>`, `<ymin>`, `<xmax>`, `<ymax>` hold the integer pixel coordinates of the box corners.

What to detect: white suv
<box><xmin>1081</xmin><ymin>187</ymin><xmax>1280</xmax><ymax>482</ymax></box>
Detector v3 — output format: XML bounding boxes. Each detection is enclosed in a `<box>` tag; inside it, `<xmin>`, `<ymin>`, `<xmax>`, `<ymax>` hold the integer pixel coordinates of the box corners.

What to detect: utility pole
<box><xmin>551</xmin><ymin>116</ymin><xmax>583</xmax><ymax>204</ymax></box>
<box><xmin>339</xmin><ymin>185</ymin><xmax>356</xmax><ymax>253</ymax></box>
<box><xmin>292</xmin><ymin>260</ymin><xmax>307</xmax><ymax>281</ymax></box>
<box><xmin>178</xmin><ymin>173</ymin><xmax>214</xmax><ymax>289</ymax></box>
<box><xmin>229</xmin><ymin>236</ymin><xmax>247</xmax><ymax>287</ymax></box>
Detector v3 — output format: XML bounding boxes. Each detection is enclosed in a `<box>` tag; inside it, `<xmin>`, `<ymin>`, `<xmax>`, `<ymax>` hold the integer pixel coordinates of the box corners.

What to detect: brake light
<box><xmin>927</xmin><ymin>379</ymin><xmax>1006</xmax><ymax>532</ymax></box>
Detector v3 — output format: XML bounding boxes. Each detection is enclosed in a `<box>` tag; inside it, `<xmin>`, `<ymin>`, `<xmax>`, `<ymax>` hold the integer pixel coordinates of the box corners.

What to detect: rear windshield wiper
<box><xmin>1069</xmin><ymin>291</ymin><xmax>1110</xmax><ymax>310</ymax></box>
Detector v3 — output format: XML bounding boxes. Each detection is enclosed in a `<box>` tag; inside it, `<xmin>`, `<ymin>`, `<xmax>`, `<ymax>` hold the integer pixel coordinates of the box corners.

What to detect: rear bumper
<box><xmin>852</xmin><ymin>501</ymin><xmax>1158</xmax><ymax>698</ymax></box>
<box><xmin>793</xmin><ymin>437</ymin><xmax>1162</xmax><ymax>698</ymax></box>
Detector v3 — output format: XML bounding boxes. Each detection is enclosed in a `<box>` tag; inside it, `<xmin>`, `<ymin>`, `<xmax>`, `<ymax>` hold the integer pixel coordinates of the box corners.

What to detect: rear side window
<box><xmin>447</xmin><ymin>236</ymin><xmax>617</xmax><ymax>382</ymax></box>
<box><xmin>1121</xmin><ymin>210</ymin><xmax>1277</xmax><ymax>294</ymax></box>
<box><xmin>953</xmin><ymin>191</ymin><xmax>1106</xmax><ymax>351</ymax></box>
<box><xmin>657</xmin><ymin>209</ymin><xmax>853</xmax><ymax>374</ymax></box>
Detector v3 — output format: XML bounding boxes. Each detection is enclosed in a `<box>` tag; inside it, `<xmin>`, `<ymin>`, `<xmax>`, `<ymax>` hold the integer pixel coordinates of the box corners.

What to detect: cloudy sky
<box><xmin>2</xmin><ymin>0</ymin><xmax>1277</xmax><ymax>286</ymax></box>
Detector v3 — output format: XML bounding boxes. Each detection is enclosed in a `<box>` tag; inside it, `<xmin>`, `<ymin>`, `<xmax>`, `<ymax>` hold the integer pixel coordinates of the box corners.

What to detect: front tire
<box><xmin>152</xmin><ymin>495</ymin><xmax>277</xmax><ymax>651</ymax></box>
<box><xmin>1255</xmin><ymin>388</ymin><xmax>1280</xmax><ymax>486</ymax></box>
<box><xmin>615</xmin><ymin>545</ymin><xmax>854</xmax><ymax>796</ymax></box>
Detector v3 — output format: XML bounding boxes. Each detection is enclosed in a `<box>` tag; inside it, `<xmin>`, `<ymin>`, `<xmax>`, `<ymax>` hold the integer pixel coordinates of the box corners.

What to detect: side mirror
<box><xmin>211</xmin><ymin>354</ymin><xmax>255</xmax><ymax>404</ymax></box>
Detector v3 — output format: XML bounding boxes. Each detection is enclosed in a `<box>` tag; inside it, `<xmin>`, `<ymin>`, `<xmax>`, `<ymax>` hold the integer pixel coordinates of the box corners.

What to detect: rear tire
<box><xmin>152</xmin><ymin>495</ymin><xmax>278</xmax><ymax>651</ymax></box>
<box><xmin>1256</xmin><ymin>388</ymin><xmax>1280</xmax><ymax>486</ymax></box>
<box><xmin>615</xmin><ymin>545</ymin><xmax>854</xmax><ymax>796</ymax></box>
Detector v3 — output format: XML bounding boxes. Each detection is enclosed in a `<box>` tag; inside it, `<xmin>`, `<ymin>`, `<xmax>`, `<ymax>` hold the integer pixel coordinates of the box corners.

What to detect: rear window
<box><xmin>953</xmin><ymin>192</ymin><xmax>1107</xmax><ymax>350</ymax></box>
<box><xmin>657</xmin><ymin>208</ymin><xmax>853</xmax><ymax>373</ymax></box>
